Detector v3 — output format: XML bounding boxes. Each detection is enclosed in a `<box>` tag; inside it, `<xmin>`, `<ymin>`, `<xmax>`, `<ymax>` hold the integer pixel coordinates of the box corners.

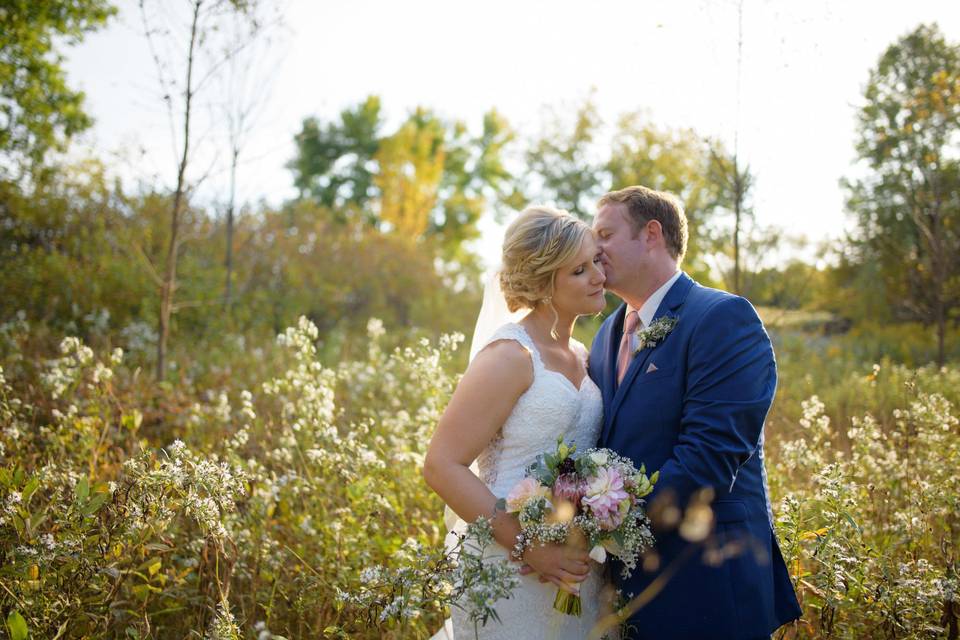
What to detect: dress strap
<box><xmin>570</xmin><ymin>338</ymin><xmax>590</xmax><ymax>368</ymax></box>
<box><xmin>478</xmin><ymin>323</ymin><xmax>543</xmax><ymax>371</ymax></box>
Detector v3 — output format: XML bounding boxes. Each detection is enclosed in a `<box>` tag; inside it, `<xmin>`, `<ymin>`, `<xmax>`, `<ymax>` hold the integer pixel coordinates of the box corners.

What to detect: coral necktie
<box><xmin>617</xmin><ymin>310</ymin><xmax>640</xmax><ymax>384</ymax></box>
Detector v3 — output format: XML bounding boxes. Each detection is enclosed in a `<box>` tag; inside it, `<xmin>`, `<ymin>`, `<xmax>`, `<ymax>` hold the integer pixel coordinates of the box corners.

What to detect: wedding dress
<box><xmin>440</xmin><ymin>322</ymin><xmax>606</xmax><ymax>640</ymax></box>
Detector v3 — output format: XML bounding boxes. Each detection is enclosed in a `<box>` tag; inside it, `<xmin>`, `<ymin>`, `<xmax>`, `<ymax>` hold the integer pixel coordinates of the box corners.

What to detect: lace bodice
<box><xmin>474</xmin><ymin>323</ymin><xmax>604</xmax><ymax>500</ymax></box>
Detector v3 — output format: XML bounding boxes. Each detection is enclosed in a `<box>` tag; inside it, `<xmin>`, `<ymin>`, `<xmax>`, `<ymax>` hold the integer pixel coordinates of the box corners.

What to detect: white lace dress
<box><xmin>444</xmin><ymin>323</ymin><xmax>605</xmax><ymax>640</ymax></box>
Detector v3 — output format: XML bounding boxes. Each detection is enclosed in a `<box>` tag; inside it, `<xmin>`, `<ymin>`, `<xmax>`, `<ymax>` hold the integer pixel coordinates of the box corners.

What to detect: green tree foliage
<box><xmin>0</xmin><ymin>162</ymin><xmax>480</xmax><ymax>366</ymax></box>
<box><xmin>290</xmin><ymin>98</ymin><xmax>516</xmax><ymax>268</ymax></box>
<box><xmin>375</xmin><ymin>108</ymin><xmax>447</xmax><ymax>240</ymax></box>
<box><xmin>607</xmin><ymin>113</ymin><xmax>735</xmax><ymax>285</ymax></box>
<box><xmin>845</xmin><ymin>23</ymin><xmax>960</xmax><ymax>366</ymax></box>
<box><xmin>0</xmin><ymin>160</ymin><xmax>155</xmax><ymax>334</ymax></box>
<box><xmin>524</xmin><ymin>96</ymin><xmax>604</xmax><ymax>220</ymax></box>
<box><xmin>238</xmin><ymin>200</ymin><xmax>481</xmax><ymax>344</ymax></box>
<box><xmin>746</xmin><ymin>260</ymin><xmax>827</xmax><ymax>310</ymax></box>
<box><xmin>0</xmin><ymin>0</ymin><xmax>116</xmax><ymax>180</ymax></box>
<box><xmin>431</xmin><ymin>109</ymin><xmax>516</xmax><ymax>263</ymax></box>
<box><xmin>289</xmin><ymin>95</ymin><xmax>383</xmax><ymax>220</ymax></box>
<box><xmin>706</xmin><ymin>146</ymin><xmax>756</xmax><ymax>294</ymax></box>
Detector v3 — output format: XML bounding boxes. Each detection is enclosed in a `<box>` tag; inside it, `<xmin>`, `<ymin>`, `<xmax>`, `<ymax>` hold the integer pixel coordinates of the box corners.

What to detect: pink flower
<box><xmin>582</xmin><ymin>467</ymin><xmax>630</xmax><ymax>530</ymax></box>
<box><xmin>506</xmin><ymin>477</ymin><xmax>551</xmax><ymax>513</ymax></box>
<box><xmin>552</xmin><ymin>473</ymin><xmax>587</xmax><ymax>508</ymax></box>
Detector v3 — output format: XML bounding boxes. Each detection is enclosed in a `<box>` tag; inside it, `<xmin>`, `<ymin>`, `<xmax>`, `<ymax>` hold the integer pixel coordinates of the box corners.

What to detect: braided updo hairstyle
<box><xmin>499</xmin><ymin>206</ymin><xmax>592</xmax><ymax>314</ymax></box>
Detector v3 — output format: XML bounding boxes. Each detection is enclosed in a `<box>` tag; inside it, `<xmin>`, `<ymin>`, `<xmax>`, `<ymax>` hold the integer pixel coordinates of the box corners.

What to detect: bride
<box><xmin>423</xmin><ymin>206</ymin><xmax>610</xmax><ymax>638</ymax></box>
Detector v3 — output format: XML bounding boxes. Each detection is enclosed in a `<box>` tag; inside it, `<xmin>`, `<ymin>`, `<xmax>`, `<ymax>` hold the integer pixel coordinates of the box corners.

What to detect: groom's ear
<box><xmin>644</xmin><ymin>219</ymin><xmax>664</xmax><ymax>246</ymax></box>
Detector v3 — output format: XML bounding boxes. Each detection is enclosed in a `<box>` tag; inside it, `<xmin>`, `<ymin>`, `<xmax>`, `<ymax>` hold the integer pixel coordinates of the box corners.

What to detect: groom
<box><xmin>588</xmin><ymin>186</ymin><xmax>802</xmax><ymax>640</ymax></box>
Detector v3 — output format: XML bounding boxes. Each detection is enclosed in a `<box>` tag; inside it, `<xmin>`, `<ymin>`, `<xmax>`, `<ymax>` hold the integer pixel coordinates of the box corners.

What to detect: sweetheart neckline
<box><xmin>512</xmin><ymin>323</ymin><xmax>590</xmax><ymax>392</ymax></box>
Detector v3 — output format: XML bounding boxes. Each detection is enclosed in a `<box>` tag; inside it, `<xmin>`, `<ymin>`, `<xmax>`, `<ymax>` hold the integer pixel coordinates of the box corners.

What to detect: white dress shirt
<box><xmin>624</xmin><ymin>270</ymin><xmax>682</xmax><ymax>349</ymax></box>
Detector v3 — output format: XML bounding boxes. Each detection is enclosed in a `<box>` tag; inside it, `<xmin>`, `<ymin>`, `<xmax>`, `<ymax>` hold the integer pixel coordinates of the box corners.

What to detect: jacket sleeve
<box><xmin>649</xmin><ymin>295</ymin><xmax>776</xmax><ymax>505</ymax></box>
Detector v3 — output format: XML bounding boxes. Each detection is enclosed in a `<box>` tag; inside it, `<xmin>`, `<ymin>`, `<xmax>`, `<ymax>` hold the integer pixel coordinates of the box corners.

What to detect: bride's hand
<box><xmin>521</xmin><ymin>542</ymin><xmax>591</xmax><ymax>594</ymax></box>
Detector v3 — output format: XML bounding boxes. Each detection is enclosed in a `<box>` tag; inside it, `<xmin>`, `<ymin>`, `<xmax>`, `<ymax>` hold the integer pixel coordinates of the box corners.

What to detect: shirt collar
<box><xmin>627</xmin><ymin>270</ymin><xmax>682</xmax><ymax>329</ymax></box>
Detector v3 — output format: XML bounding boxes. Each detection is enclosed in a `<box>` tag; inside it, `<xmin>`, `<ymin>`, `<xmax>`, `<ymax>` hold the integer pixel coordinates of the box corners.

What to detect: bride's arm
<box><xmin>423</xmin><ymin>339</ymin><xmax>531</xmax><ymax>550</ymax></box>
<box><xmin>423</xmin><ymin>340</ymin><xmax>590</xmax><ymax>592</ymax></box>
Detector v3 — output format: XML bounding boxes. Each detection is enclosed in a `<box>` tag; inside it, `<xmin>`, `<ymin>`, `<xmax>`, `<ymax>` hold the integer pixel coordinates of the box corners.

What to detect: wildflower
<box><xmin>168</xmin><ymin>439</ymin><xmax>187</xmax><ymax>459</ymax></box>
<box><xmin>206</xmin><ymin>600</ymin><xmax>240</xmax><ymax>640</ymax></box>
<box><xmin>367</xmin><ymin>318</ymin><xmax>385</xmax><ymax>339</ymax></box>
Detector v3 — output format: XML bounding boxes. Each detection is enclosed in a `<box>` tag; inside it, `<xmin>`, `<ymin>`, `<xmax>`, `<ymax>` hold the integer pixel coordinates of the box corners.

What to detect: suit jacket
<box><xmin>588</xmin><ymin>272</ymin><xmax>802</xmax><ymax>640</ymax></box>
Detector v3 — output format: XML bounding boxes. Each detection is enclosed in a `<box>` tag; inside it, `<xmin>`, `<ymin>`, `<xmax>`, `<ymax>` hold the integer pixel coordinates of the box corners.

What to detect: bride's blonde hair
<box><xmin>499</xmin><ymin>206</ymin><xmax>591</xmax><ymax>315</ymax></box>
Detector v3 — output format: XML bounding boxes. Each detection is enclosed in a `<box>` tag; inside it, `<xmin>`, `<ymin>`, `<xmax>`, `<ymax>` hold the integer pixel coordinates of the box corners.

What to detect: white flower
<box><xmin>168</xmin><ymin>439</ymin><xmax>187</xmax><ymax>459</ymax></box>
<box><xmin>367</xmin><ymin>317</ymin><xmax>385</xmax><ymax>339</ymax></box>
<box><xmin>589</xmin><ymin>544</ymin><xmax>607</xmax><ymax>563</ymax></box>
<box><xmin>589</xmin><ymin>451</ymin><xmax>609</xmax><ymax>466</ymax></box>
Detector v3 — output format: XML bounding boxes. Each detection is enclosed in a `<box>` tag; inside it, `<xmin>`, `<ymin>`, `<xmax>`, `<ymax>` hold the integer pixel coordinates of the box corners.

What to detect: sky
<box><xmin>64</xmin><ymin>0</ymin><xmax>960</xmax><ymax>269</ymax></box>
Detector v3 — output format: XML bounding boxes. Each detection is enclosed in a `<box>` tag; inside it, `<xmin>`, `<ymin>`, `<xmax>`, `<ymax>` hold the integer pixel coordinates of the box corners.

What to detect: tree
<box><xmin>218</xmin><ymin>4</ymin><xmax>283</xmax><ymax>313</ymax></box>
<box><xmin>606</xmin><ymin>114</ymin><xmax>726</xmax><ymax>284</ymax></box>
<box><xmin>707</xmin><ymin>146</ymin><xmax>755</xmax><ymax>295</ymax></box>
<box><xmin>430</xmin><ymin>109</ymin><xmax>516</xmax><ymax>264</ymax></box>
<box><xmin>375</xmin><ymin>108</ymin><xmax>446</xmax><ymax>239</ymax></box>
<box><xmin>289</xmin><ymin>98</ymin><xmax>516</xmax><ymax>264</ymax></box>
<box><xmin>524</xmin><ymin>96</ymin><xmax>604</xmax><ymax>220</ymax></box>
<box><xmin>288</xmin><ymin>95</ymin><xmax>383</xmax><ymax>222</ymax></box>
<box><xmin>0</xmin><ymin>0</ymin><xmax>116</xmax><ymax>181</ymax></box>
<box><xmin>845</xmin><ymin>23</ymin><xmax>960</xmax><ymax>366</ymax></box>
<box><xmin>139</xmin><ymin>0</ymin><xmax>264</xmax><ymax>381</ymax></box>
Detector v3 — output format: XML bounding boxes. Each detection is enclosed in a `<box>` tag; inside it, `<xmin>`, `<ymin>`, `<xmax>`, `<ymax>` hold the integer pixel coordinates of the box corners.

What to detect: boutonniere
<box><xmin>634</xmin><ymin>316</ymin><xmax>678</xmax><ymax>354</ymax></box>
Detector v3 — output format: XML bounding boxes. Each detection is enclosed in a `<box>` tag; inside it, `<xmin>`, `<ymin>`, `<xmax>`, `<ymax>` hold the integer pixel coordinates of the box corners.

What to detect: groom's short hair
<box><xmin>599</xmin><ymin>186</ymin><xmax>688</xmax><ymax>263</ymax></box>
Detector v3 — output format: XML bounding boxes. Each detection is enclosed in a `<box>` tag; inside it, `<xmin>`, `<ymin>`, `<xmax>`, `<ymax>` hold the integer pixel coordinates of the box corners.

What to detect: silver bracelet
<box><xmin>511</xmin><ymin>531</ymin><xmax>531</xmax><ymax>562</ymax></box>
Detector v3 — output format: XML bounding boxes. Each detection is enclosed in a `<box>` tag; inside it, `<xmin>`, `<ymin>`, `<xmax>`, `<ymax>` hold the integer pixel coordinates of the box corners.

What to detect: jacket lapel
<box><xmin>604</xmin><ymin>304</ymin><xmax>625</xmax><ymax>406</ymax></box>
<box><xmin>599</xmin><ymin>304</ymin><xmax>627</xmax><ymax>445</ymax></box>
<box><xmin>608</xmin><ymin>272</ymin><xmax>695</xmax><ymax>428</ymax></box>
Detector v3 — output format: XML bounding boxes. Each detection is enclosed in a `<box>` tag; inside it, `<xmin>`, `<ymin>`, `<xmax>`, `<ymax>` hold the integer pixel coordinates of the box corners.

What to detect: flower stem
<box><xmin>553</xmin><ymin>587</ymin><xmax>582</xmax><ymax>616</ymax></box>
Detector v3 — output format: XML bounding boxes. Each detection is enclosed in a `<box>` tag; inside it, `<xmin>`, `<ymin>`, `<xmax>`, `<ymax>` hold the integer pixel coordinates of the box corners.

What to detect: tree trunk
<box><xmin>733</xmin><ymin>167</ymin><xmax>742</xmax><ymax>296</ymax></box>
<box><xmin>936</xmin><ymin>300</ymin><xmax>946</xmax><ymax>368</ymax></box>
<box><xmin>224</xmin><ymin>147</ymin><xmax>238</xmax><ymax>313</ymax></box>
<box><xmin>156</xmin><ymin>0</ymin><xmax>202</xmax><ymax>381</ymax></box>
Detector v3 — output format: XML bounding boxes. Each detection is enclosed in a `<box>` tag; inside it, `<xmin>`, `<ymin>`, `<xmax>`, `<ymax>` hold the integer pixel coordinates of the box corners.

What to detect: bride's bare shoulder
<box><xmin>464</xmin><ymin>338</ymin><xmax>533</xmax><ymax>389</ymax></box>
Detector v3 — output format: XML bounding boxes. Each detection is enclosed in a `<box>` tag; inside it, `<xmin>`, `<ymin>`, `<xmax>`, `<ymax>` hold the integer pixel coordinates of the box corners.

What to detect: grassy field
<box><xmin>0</xmin><ymin>313</ymin><xmax>957</xmax><ymax>638</ymax></box>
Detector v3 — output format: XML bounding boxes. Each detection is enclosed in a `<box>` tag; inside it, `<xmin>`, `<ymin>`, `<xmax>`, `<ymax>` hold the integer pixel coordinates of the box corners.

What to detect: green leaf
<box><xmin>28</xmin><ymin>510</ymin><xmax>46</xmax><ymax>536</ymax></box>
<box><xmin>841</xmin><ymin>510</ymin><xmax>863</xmax><ymax>536</ymax></box>
<box><xmin>6</xmin><ymin>610</ymin><xmax>28</xmax><ymax>640</ymax></box>
<box><xmin>22</xmin><ymin>478</ymin><xmax>40</xmax><ymax>504</ymax></box>
<box><xmin>76</xmin><ymin>477</ymin><xmax>89</xmax><ymax>501</ymax></box>
<box><xmin>131</xmin><ymin>583</ymin><xmax>162</xmax><ymax>600</ymax></box>
<box><xmin>12</xmin><ymin>513</ymin><xmax>25</xmax><ymax>538</ymax></box>
<box><xmin>122</xmin><ymin>410</ymin><xmax>143</xmax><ymax>431</ymax></box>
<box><xmin>82</xmin><ymin>492</ymin><xmax>109</xmax><ymax>515</ymax></box>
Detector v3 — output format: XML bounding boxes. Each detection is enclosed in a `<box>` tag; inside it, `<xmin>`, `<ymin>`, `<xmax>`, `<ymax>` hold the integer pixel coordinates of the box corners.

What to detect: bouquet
<box><xmin>499</xmin><ymin>438</ymin><xmax>658</xmax><ymax>616</ymax></box>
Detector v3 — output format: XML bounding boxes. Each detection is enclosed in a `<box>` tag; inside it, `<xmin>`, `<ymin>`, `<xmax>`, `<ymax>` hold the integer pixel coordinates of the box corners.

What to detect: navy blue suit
<box><xmin>588</xmin><ymin>272</ymin><xmax>801</xmax><ymax>640</ymax></box>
